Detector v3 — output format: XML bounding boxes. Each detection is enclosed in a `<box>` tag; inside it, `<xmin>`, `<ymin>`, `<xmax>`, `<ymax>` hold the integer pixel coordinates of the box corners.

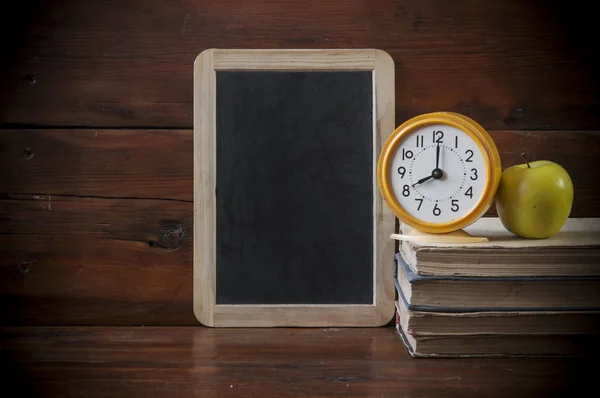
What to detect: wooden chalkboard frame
<box><xmin>193</xmin><ymin>49</ymin><xmax>395</xmax><ymax>327</ymax></box>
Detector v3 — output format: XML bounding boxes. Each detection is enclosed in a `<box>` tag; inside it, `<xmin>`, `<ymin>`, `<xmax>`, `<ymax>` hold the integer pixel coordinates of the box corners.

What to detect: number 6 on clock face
<box><xmin>377</xmin><ymin>112</ymin><xmax>502</xmax><ymax>234</ymax></box>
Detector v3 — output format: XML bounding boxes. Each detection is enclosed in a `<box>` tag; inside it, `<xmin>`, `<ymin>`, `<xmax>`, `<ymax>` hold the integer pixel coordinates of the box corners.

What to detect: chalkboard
<box><xmin>193</xmin><ymin>49</ymin><xmax>396</xmax><ymax>327</ymax></box>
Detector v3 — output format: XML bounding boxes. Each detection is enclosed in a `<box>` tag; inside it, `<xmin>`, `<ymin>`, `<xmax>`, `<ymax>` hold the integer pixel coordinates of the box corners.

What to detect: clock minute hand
<box><xmin>411</xmin><ymin>175</ymin><xmax>433</xmax><ymax>187</ymax></box>
<box><xmin>432</xmin><ymin>143</ymin><xmax>443</xmax><ymax>180</ymax></box>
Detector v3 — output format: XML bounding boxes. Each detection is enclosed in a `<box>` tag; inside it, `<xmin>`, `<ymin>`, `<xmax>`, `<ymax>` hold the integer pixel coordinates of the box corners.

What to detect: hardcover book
<box><xmin>395</xmin><ymin>253</ymin><xmax>600</xmax><ymax>312</ymax></box>
<box><xmin>399</xmin><ymin>217</ymin><xmax>600</xmax><ymax>277</ymax></box>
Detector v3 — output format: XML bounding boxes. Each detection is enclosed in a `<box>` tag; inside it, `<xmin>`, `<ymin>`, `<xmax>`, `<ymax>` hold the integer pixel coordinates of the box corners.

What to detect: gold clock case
<box><xmin>377</xmin><ymin>112</ymin><xmax>502</xmax><ymax>234</ymax></box>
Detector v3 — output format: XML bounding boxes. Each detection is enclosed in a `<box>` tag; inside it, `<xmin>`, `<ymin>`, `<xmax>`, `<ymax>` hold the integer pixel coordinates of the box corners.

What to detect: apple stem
<box><xmin>521</xmin><ymin>152</ymin><xmax>531</xmax><ymax>168</ymax></box>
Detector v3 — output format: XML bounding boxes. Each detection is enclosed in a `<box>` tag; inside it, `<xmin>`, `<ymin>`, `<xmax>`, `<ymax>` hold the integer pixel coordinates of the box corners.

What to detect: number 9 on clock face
<box><xmin>377</xmin><ymin>112</ymin><xmax>502</xmax><ymax>234</ymax></box>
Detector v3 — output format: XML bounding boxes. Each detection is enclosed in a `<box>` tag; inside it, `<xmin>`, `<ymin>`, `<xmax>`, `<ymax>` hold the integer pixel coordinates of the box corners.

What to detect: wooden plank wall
<box><xmin>1</xmin><ymin>0</ymin><xmax>599</xmax><ymax>326</ymax></box>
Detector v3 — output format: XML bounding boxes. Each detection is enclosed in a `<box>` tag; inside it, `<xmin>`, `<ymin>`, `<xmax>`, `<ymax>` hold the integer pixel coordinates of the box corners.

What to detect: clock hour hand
<box><xmin>413</xmin><ymin>144</ymin><xmax>444</xmax><ymax>188</ymax></box>
<box><xmin>411</xmin><ymin>174</ymin><xmax>433</xmax><ymax>187</ymax></box>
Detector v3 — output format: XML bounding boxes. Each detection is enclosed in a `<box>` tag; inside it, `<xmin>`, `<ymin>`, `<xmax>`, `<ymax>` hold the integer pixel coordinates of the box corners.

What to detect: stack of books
<box><xmin>394</xmin><ymin>217</ymin><xmax>600</xmax><ymax>357</ymax></box>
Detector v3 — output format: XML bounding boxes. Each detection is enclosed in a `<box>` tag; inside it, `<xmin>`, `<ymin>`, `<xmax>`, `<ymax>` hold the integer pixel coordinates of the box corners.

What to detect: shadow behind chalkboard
<box><xmin>215</xmin><ymin>70</ymin><xmax>374</xmax><ymax>305</ymax></box>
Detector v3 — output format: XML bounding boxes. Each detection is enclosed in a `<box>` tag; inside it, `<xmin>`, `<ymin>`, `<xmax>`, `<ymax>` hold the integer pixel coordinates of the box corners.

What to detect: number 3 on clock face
<box><xmin>377</xmin><ymin>112</ymin><xmax>502</xmax><ymax>234</ymax></box>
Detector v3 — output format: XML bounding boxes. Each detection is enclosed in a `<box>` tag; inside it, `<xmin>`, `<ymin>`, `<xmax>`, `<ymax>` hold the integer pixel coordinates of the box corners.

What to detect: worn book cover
<box><xmin>395</xmin><ymin>287</ymin><xmax>600</xmax><ymax>336</ymax></box>
<box><xmin>399</xmin><ymin>217</ymin><xmax>600</xmax><ymax>277</ymax></box>
<box><xmin>394</xmin><ymin>306</ymin><xmax>592</xmax><ymax>358</ymax></box>
<box><xmin>395</xmin><ymin>253</ymin><xmax>600</xmax><ymax>312</ymax></box>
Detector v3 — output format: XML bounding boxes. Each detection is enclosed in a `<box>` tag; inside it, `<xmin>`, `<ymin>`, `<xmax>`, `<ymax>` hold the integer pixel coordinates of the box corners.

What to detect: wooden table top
<box><xmin>1</xmin><ymin>326</ymin><xmax>594</xmax><ymax>397</ymax></box>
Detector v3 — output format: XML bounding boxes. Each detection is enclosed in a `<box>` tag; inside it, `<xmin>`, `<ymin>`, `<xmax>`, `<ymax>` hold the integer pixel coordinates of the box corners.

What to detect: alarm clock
<box><xmin>377</xmin><ymin>112</ymin><xmax>502</xmax><ymax>243</ymax></box>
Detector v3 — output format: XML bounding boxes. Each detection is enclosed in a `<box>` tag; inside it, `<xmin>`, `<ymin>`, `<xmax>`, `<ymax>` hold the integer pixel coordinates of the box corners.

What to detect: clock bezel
<box><xmin>377</xmin><ymin>112</ymin><xmax>502</xmax><ymax>234</ymax></box>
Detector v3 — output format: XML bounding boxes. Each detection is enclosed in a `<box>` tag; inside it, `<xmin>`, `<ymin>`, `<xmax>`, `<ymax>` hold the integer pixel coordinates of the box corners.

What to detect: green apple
<box><xmin>494</xmin><ymin>154</ymin><xmax>574</xmax><ymax>239</ymax></box>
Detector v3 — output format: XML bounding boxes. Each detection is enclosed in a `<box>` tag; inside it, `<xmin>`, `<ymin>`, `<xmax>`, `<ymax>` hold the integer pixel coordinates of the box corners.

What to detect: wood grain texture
<box><xmin>0</xmin><ymin>129</ymin><xmax>192</xmax><ymax>201</ymax></box>
<box><xmin>1</xmin><ymin>0</ymin><xmax>599</xmax><ymax>129</ymax></box>
<box><xmin>1</xmin><ymin>129</ymin><xmax>598</xmax><ymax>212</ymax></box>
<box><xmin>210</xmin><ymin>48</ymin><xmax>389</xmax><ymax>70</ymax></box>
<box><xmin>0</xmin><ymin>195</ymin><xmax>195</xmax><ymax>325</ymax></box>
<box><xmin>1</xmin><ymin>326</ymin><xmax>596</xmax><ymax>397</ymax></box>
<box><xmin>1</xmin><ymin>129</ymin><xmax>599</xmax><ymax>325</ymax></box>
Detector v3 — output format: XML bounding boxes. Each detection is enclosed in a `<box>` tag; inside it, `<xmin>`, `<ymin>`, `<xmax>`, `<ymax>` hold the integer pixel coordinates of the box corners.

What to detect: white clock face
<box><xmin>389</xmin><ymin>123</ymin><xmax>488</xmax><ymax>224</ymax></box>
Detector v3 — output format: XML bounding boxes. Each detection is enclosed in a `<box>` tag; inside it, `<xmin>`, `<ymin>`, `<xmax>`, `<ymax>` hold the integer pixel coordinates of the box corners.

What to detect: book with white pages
<box><xmin>399</xmin><ymin>217</ymin><xmax>600</xmax><ymax>277</ymax></box>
